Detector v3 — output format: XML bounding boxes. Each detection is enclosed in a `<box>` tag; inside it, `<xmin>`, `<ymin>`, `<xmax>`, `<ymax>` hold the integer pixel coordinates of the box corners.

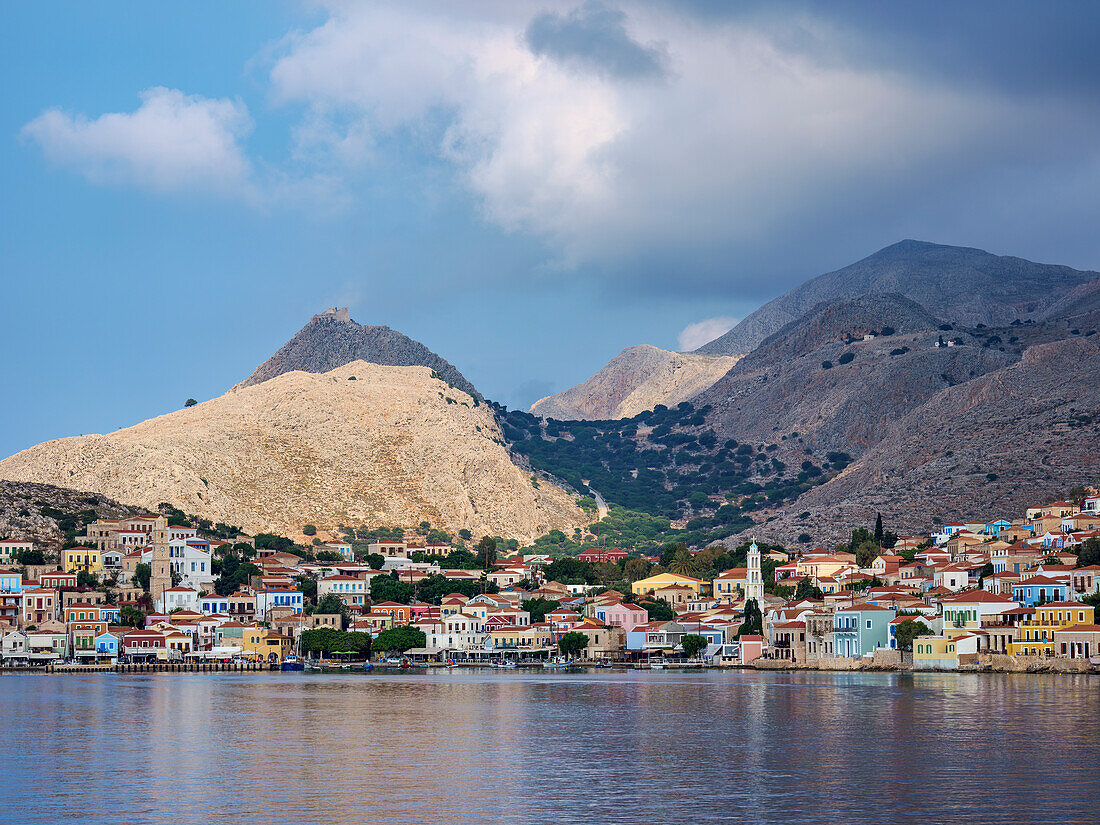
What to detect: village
<box><xmin>2</xmin><ymin>490</ymin><xmax>1100</xmax><ymax>674</ymax></box>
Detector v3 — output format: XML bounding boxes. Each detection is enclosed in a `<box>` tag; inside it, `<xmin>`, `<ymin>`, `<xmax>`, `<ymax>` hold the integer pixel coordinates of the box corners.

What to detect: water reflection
<box><xmin>1</xmin><ymin>670</ymin><xmax>1096</xmax><ymax>824</ymax></box>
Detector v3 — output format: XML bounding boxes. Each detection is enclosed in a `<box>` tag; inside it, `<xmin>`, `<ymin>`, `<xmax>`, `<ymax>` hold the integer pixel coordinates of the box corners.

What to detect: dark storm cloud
<box><xmin>525</xmin><ymin>1</ymin><xmax>667</xmax><ymax>79</ymax></box>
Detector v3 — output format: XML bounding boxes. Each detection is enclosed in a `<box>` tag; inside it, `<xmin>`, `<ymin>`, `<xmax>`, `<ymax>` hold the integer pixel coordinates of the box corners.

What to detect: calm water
<box><xmin>1</xmin><ymin>669</ymin><xmax>1097</xmax><ymax>824</ymax></box>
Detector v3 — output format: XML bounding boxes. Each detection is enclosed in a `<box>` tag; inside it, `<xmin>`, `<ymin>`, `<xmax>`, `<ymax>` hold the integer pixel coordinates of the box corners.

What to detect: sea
<box><xmin>1</xmin><ymin>669</ymin><xmax>1097</xmax><ymax>824</ymax></box>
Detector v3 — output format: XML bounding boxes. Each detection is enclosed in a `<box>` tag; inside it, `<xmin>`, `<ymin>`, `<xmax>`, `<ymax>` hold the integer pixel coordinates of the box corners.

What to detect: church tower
<box><xmin>746</xmin><ymin>540</ymin><xmax>764</xmax><ymax>605</ymax></box>
<box><xmin>149</xmin><ymin>525</ymin><xmax>172</xmax><ymax>603</ymax></box>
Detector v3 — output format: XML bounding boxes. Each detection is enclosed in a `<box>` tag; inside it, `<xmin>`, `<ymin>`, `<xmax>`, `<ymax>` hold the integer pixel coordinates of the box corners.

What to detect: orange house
<box><xmin>370</xmin><ymin>601</ymin><xmax>411</xmax><ymax>624</ymax></box>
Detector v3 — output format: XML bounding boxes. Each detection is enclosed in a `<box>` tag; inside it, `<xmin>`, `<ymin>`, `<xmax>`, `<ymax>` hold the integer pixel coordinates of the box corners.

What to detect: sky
<box><xmin>3</xmin><ymin>1</ymin><xmax>1100</xmax><ymax>458</ymax></box>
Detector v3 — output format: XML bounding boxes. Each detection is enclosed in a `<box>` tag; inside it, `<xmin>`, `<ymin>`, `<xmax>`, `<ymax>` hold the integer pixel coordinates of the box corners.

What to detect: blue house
<box><xmin>0</xmin><ymin>571</ymin><xmax>21</xmax><ymax>593</ymax></box>
<box><xmin>1012</xmin><ymin>576</ymin><xmax>1068</xmax><ymax>607</ymax></box>
<box><xmin>983</xmin><ymin>519</ymin><xmax>1011</xmax><ymax>536</ymax></box>
<box><xmin>94</xmin><ymin>631</ymin><xmax>120</xmax><ymax>661</ymax></box>
<box><xmin>833</xmin><ymin>605</ymin><xmax>896</xmax><ymax>657</ymax></box>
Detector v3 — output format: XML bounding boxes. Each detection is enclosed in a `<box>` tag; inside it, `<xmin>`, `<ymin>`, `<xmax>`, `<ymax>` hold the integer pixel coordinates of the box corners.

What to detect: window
<box><xmin>866</xmin><ymin>620</ymin><xmax>872</xmax><ymax>629</ymax></box>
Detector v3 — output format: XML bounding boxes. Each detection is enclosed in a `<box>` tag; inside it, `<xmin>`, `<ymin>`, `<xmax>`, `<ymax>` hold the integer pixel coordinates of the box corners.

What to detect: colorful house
<box><xmin>63</xmin><ymin>546</ymin><xmax>103</xmax><ymax>574</ymax></box>
<box><xmin>832</xmin><ymin>604</ymin><xmax>896</xmax><ymax>657</ymax></box>
<box><xmin>631</xmin><ymin>572</ymin><xmax>703</xmax><ymax>598</ymax></box>
<box><xmin>1008</xmin><ymin>602</ymin><xmax>1095</xmax><ymax>657</ymax></box>
<box><xmin>1012</xmin><ymin>575</ymin><xmax>1069</xmax><ymax>607</ymax></box>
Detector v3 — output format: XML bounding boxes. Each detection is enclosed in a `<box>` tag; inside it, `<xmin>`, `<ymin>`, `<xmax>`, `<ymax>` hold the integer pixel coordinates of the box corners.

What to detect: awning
<box><xmin>404</xmin><ymin>647</ymin><xmax>446</xmax><ymax>656</ymax></box>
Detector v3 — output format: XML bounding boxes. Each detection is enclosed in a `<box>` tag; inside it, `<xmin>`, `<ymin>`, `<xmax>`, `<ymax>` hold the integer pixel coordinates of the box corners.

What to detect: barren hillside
<box><xmin>0</xmin><ymin>362</ymin><xmax>585</xmax><ymax>542</ymax></box>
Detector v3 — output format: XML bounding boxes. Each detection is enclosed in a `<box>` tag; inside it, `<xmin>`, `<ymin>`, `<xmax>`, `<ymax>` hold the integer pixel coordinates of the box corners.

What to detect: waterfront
<box><xmin>1</xmin><ymin>670</ymin><xmax>1097</xmax><ymax>824</ymax></box>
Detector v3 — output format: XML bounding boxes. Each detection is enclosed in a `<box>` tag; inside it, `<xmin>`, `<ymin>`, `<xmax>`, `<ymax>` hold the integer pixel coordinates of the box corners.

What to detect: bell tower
<box><xmin>746</xmin><ymin>540</ymin><xmax>764</xmax><ymax>605</ymax></box>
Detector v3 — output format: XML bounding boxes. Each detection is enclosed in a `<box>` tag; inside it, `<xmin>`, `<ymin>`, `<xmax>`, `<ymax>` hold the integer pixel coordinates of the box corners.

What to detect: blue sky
<box><xmin>3</xmin><ymin>1</ymin><xmax>1100</xmax><ymax>459</ymax></box>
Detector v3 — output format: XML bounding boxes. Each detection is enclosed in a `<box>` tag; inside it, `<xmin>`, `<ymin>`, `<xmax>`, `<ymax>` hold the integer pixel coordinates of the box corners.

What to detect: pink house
<box><xmin>598</xmin><ymin>602</ymin><xmax>649</xmax><ymax>632</ymax></box>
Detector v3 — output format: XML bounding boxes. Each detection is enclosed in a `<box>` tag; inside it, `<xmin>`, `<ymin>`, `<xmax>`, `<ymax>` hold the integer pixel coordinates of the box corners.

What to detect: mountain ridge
<box><xmin>696</xmin><ymin>240</ymin><xmax>1099</xmax><ymax>356</ymax></box>
<box><xmin>239</xmin><ymin>307</ymin><xmax>481</xmax><ymax>399</ymax></box>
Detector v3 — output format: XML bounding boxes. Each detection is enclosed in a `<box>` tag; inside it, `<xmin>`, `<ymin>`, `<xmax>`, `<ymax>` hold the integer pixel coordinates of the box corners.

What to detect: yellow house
<box><xmin>240</xmin><ymin>627</ymin><xmax>292</xmax><ymax>664</ymax></box>
<box><xmin>64</xmin><ymin>546</ymin><xmax>102</xmax><ymax>574</ymax></box>
<box><xmin>1008</xmin><ymin>602</ymin><xmax>1095</xmax><ymax>657</ymax></box>
<box><xmin>913</xmin><ymin>635</ymin><xmax>959</xmax><ymax>669</ymax></box>
<box><xmin>632</xmin><ymin>572</ymin><xmax>703</xmax><ymax>598</ymax></box>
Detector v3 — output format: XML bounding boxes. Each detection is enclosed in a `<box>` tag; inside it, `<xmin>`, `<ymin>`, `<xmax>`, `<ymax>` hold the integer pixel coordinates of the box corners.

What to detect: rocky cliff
<box><xmin>239</xmin><ymin>307</ymin><xmax>481</xmax><ymax>399</ymax></box>
<box><xmin>697</xmin><ymin>240</ymin><xmax>1098</xmax><ymax>356</ymax></box>
<box><xmin>758</xmin><ymin>336</ymin><xmax>1100</xmax><ymax>542</ymax></box>
<box><xmin>0</xmin><ymin>362</ymin><xmax>585</xmax><ymax>542</ymax></box>
<box><xmin>529</xmin><ymin>345</ymin><xmax>739</xmax><ymax>421</ymax></box>
<box><xmin>0</xmin><ymin>480</ymin><xmax>132</xmax><ymax>551</ymax></box>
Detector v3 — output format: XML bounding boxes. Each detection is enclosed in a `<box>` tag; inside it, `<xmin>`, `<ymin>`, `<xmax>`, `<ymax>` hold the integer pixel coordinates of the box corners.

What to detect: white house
<box><xmin>156</xmin><ymin>586</ymin><xmax>201</xmax><ymax>614</ymax></box>
<box><xmin>252</xmin><ymin>588</ymin><xmax>304</xmax><ymax>620</ymax></box>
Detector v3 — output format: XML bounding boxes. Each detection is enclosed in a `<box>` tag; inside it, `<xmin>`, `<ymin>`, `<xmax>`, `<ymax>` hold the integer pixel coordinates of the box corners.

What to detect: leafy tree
<box><xmin>302</xmin><ymin>524</ymin><xmax>317</xmax><ymax>537</ymax></box>
<box><xmin>299</xmin><ymin>627</ymin><xmax>371</xmax><ymax>657</ymax></box>
<box><xmin>873</xmin><ymin>513</ymin><xmax>884</xmax><ymax>546</ymax></box>
<box><xmin>558</xmin><ymin>631</ymin><xmax>589</xmax><ymax>658</ymax></box>
<box><xmin>76</xmin><ymin>570</ymin><xmax>99</xmax><ymax>589</ymax></box>
<box><xmin>297</xmin><ymin>576</ymin><xmax>318</xmax><ymax>602</ymax></box>
<box><xmin>120</xmin><ymin>605</ymin><xmax>145</xmax><ymax>628</ymax></box>
<box><xmin>622</xmin><ymin>557</ymin><xmax>652</xmax><ymax>582</ymax></box>
<box><xmin>521</xmin><ymin>598</ymin><xmax>560</xmax><ymax>623</ymax></box>
<box><xmin>441</xmin><ymin>549</ymin><xmax>479</xmax><ymax>570</ymax></box>
<box><xmin>133</xmin><ymin>563</ymin><xmax>152</xmax><ymax>593</ymax></box>
<box><xmin>458</xmin><ymin>529</ymin><xmax>473</xmax><ymax>541</ymax></box>
<box><xmin>370</xmin><ymin>573</ymin><xmax>412</xmax><ymax>604</ymax></box>
<box><xmin>738</xmin><ymin>598</ymin><xmax>763</xmax><ymax>637</ymax></box>
<box><xmin>637</xmin><ymin>597</ymin><xmax>674</xmax><ymax>621</ymax></box>
<box><xmin>374</xmin><ymin>626</ymin><xmax>427</xmax><ymax>653</ymax></box>
<box><xmin>415</xmin><ymin>574</ymin><xmax>497</xmax><ymax>605</ymax></box>
<box><xmin>1076</xmin><ymin>538</ymin><xmax>1100</xmax><ymax>568</ymax></box>
<box><xmin>314</xmin><ymin>593</ymin><xmax>351</xmax><ymax>629</ymax></box>
<box><xmin>681</xmin><ymin>634</ymin><xmax>708</xmax><ymax>659</ymax></box>
<box><xmin>475</xmin><ymin>536</ymin><xmax>498</xmax><ymax>569</ymax></box>
<box><xmin>1082</xmin><ymin>592</ymin><xmax>1100</xmax><ymax>609</ymax></box>
<box><xmin>184</xmin><ymin>398</ymin><xmax>197</xmax><ymax>408</ymax></box>
<box><xmin>255</xmin><ymin>533</ymin><xmax>296</xmax><ymax>554</ymax></box>
<box><xmin>893</xmin><ymin>619</ymin><xmax>931</xmax><ymax>652</ymax></box>
<box><xmin>417</xmin><ymin>521</ymin><xmax>431</xmax><ymax>535</ymax></box>
<box><xmin>794</xmin><ymin>577</ymin><xmax>824</xmax><ymax>600</ymax></box>
<box><xmin>214</xmin><ymin>554</ymin><xmax>261</xmax><ymax>596</ymax></box>
<box><xmin>542</xmin><ymin>557</ymin><xmax>597</xmax><ymax>585</ymax></box>
<box><xmin>15</xmin><ymin>548</ymin><xmax>46</xmax><ymax>566</ymax></box>
<box><xmin>365</xmin><ymin>553</ymin><xmax>385</xmax><ymax>570</ymax></box>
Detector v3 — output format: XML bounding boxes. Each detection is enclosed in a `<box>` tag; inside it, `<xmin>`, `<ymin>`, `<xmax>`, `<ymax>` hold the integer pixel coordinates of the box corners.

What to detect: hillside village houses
<box><xmin>1</xmin><ymin>488</ymin><xmax>1100</xmax><ymax>670</ymax></box>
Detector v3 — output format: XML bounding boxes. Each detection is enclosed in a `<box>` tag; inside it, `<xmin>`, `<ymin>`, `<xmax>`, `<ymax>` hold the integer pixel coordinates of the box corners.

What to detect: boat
<box><xmin>542</xmin><ymin>660</ymin><xmax>570</xmax><ymax>670</ymax></box>
<box><xmin>493</xmin><ymin>661</ymin><xmax>517</xmax><ymax>670</ymax></box>
<box><xmin>399</xmin><ymin>657</ymin><xmax>411</xmax><ymax>669</ymax></box>
<box><xmin>281</xmin><ymin>655</ymin><xmax>304</xmax><ymax>672</ymax></box>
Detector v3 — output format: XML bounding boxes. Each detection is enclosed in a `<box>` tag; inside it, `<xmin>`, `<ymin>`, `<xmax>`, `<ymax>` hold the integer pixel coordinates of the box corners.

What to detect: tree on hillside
<box><xmin>521</xmin><ymin>598</ymin><xmax>560</xmax><ymax>623</ymax></box>
<box><xmin>893</xmin><ymin>619</ymin><xmax>932</xmax><ymax>652</ymax></box>
<box><xmin>874</xmin><ymin>513</ymin><xmax>884</xmax><ymax>546</ymax></box>
<box><xmin>637</xmin><ymin>597</ymin><xmax>674</xmax><ymax>622</ymax></box>
<box><xmin>374</xmin><ymin>626</ymin><xmax>426</xmax><ymax>654</ymax></box>
<box><xmin>558</xmin><ymin>631</ymin><xmax>589</xmax><ymax>659</ymax></box>
<box><xmin>370</xmin><ymin>573</ymin><xmax>413</xmax><ymax>604</ymax></box>
<box><xmin>314</xmin><ymin>593</ymin><xmax>351</xmax><ymax>629</ymax></box>
<box><xmin>622</xmin><ymin>557</ymin><xmax>652</xmax><ymax>582</ymax></box>
<box><xmin>681</xmin><ymin>634</ymin><xmax>708</xmax><ymax>659</ymax></box>
<box><xmin>1077</xmin><ymin>538</ymin><xmax>1100</xmax><ymax>568</ymax></box>
<box><xmin>795</xmin><ymin>577</ymin><xmax>824</xmax><ymax>600</ymax></box>
<box><xmin>299</xmin><ymin>627</ymin><xmax>371</xmax><ymax>658</ymax></box>
<box><xmin>738</xmin><ymin>598</ymin><xmax>763</xmax><ymax>637</ymax></box>
<box><xmin>184</xmin><ymin>398</ymin><xmax>197</xmax><ymax>408</ymax></box>
<box><xmin>302</xmin><ymin>524</ymin><xmax>317</xmax><ymax>536</ymax></box>
<box><xmin>133</xmin><ymin>563</ymin><xmax>151</xmax><ymax>593</ymax></box>
<box><xmin>475</xmin><ymin>536</ymin><xmax>498</xmax><ymax>569</ymax></box>
<box><xmin>120</xmin><ymin>605</ymin><xmax>145</xmax><ymax>628</ymax></box>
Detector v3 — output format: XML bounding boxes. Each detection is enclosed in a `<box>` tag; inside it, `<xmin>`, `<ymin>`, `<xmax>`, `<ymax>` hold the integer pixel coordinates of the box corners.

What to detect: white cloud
<box><xmin>265</xmin><ymin>1</ymin><xmax>1062</xmax><ymax>272</ymax></box>
<box><xmin>678</xmin><ymin>316</ymin><xmax>737</xmax><ymax>351</ymax></box>
<box><xmin>22</xmin><ymin>87</ymin><xmax>255</xmax><ymax>198</ymax></box>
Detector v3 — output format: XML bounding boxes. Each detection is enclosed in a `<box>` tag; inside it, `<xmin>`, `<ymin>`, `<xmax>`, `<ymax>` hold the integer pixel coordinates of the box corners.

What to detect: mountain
<box><xmin>0</xmin><ymin>361</ymin><xmax>584</xmax><ymax>542</ymax></box>
<box><xmin>529</xmin><ymin>345</ymin><xmax>739</xmax><ymax>421</ymax></box>
<box><xmin>0</xmin><ymin>480</ymin><xmax>132</xmax><ymax>551</ymax></box>
<box><xmin>759</xmin><ymin>335</ymin><xmax>1100</xmax><ymax>541</ymax></box>
<box><xmin>239</xmin><ymin>307</ymin><xmax>481</xmax><ymax>399</ymax></box>
<box><xmin>694</xmin><ymin>303</ymin><xmax>1014</xmax><ymax>456</ymax></box>
<box><xmin>696</xmin><ymin>240</ymin><xmax>1099</xmax><ymax>356</ymax></box>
